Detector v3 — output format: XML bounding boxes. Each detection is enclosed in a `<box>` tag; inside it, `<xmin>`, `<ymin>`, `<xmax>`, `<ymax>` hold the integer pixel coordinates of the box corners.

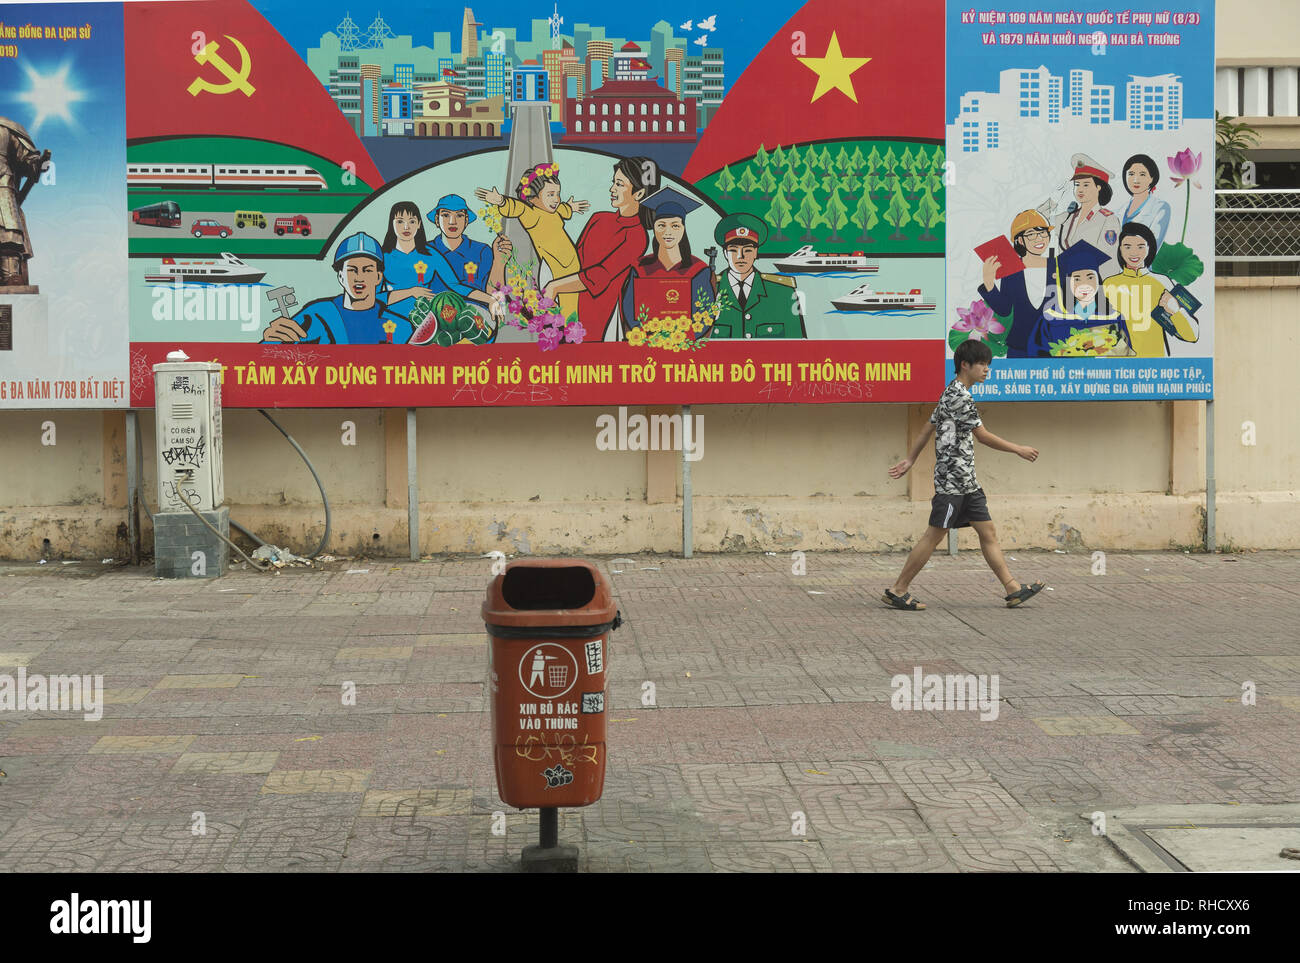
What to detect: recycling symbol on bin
<box><xmin>519</xmin><ymin>643</ymin><xmax>579</xmax><ymax>700</ymax></box>
<box><xmin>543</xmin><ymin>764</ymin><xmax>574</xmax><ymax>789</ymax></box>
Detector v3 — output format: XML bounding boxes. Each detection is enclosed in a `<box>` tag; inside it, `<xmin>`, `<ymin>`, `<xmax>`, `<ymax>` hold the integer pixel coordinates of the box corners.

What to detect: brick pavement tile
<box><xmin>358</xmin><ymin>788</ymin><xmax>474</xmax><ymax>818</ymax></box>
<box><xmin>170</xmin><ymin>751</ymin><xmax>279</xmax><ymax>775</ymax></box>
<box><xmin>580</xmin><ymin>839</ymin><xmax>714</xmax><ymax>873</ymax></box>
<box><xmin>937</xmin><ymin>833</ymin><xmax>1079</xmax><ymax>872</ymax></box>
<box><xmin>0</xmin><ymin>814</ymin><xmax>134</xmax><ymax>870</ymax></box>
<box><xmin>704</xmin><ymin>840</ymin><xmax>833</xmax><ymax>872</ymax></box>
<box><xmin>88</xmin><ymin>734</ymin><xmax>196</xmax><ymax>755</ymax></box>
<box><xmin>222</xmin><ymin>815</ymin><xmax>352</xmax><ymax>872</ymax></box>
<box><xmin>96</xmin><ymin>817</ymin><xmax>243</xmax><ymax>872</ymax></box>
<box><xmin>259</xmin><ymin>769</ymin><xmax>371</xmax><ymax>794</ymax></box>
<box><xmin>825</xmin><ymin>834</ymin><xmax>960</xmax><ymax>872</ymax></box>
<box><xmin>1031</xmin><ymin>716</ymin><xmax>1141</xmax><ymax>736</ymax></box>
<box><xmin>246</xmin><ymin>791</ymin><xmax>367</xmax><ymax>819</ymax></box>
<box><xmin>155</xmin><ymin>674</ymin><xmax>246</xmax><ymax>689</ymax></box>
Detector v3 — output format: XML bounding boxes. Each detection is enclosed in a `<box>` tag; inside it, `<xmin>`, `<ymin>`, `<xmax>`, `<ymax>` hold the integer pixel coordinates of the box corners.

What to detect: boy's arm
<box><xmin>887</xmin><ymin>421</ymin><xmax>935</xmax><ymax>478</ymax></box>
<box><xmin>973</xmin><ymin>424</ymin><xmax>1038</xmax><ymax>460</ymax></box>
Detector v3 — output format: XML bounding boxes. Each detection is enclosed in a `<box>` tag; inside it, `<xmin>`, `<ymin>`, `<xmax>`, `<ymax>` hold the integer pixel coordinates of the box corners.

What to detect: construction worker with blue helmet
<box><xmin>261</xmin><ymin>231</ymin><xmax>413</xmax><ymax>345</ymax></box>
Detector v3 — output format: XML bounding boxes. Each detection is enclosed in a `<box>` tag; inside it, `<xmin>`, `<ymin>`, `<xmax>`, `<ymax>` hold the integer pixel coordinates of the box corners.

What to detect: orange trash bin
<box><xmin>484</xmin><ymin>559</ymin><xmax>621</xmax><ymax>811</ymax></box>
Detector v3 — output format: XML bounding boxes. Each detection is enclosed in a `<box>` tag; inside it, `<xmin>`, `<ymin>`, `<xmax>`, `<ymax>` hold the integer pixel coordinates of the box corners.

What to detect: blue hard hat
<box><xmin>333</xmin><ymin>231</ymin><xmax>384</xmax><ymax>270</ymax></box>
<box><xmin>429</xmin><ymin>194</ymin><xmax>477</xmax><ymax>225</ymax></box>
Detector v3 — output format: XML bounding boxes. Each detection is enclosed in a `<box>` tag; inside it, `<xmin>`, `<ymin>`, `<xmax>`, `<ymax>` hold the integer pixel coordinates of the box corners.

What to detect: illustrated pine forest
<box><xmin>695</xmin><ymin>139</ymin><xmax>947</xmax><ymax>256</ymax></box>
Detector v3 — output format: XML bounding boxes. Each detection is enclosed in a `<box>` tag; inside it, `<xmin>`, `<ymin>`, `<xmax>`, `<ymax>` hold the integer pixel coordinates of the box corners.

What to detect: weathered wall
<box><xmin>0</xmin><ymin>279</ymin><xmax>1294</xmax><ymax>559</ymax></box>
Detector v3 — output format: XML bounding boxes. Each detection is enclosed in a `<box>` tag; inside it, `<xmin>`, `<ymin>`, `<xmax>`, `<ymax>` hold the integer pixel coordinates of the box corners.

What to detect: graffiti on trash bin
<box><xmin>514</xmin><ymin>731</ymin><xmax>599</xmax><ymax>767</ymax></box>
<box><xmin>542</xmin><ymin>764</ymin><xmax>574</xmax><ymax>789</ymax></box>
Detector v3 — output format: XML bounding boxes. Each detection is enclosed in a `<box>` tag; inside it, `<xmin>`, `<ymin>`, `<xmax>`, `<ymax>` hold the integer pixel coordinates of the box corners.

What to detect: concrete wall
<box><xmin>1</xmin><ymin>279</ymin><xmax>1295</xmax><ymax>559</ymax></box>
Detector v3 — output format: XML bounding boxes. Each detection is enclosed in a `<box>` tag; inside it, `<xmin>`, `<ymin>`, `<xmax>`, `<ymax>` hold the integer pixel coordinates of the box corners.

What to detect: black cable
<box><xmin>257</xmin><ymin>409</ymin><xmax>332</xmax><ymax>559</ymax></box>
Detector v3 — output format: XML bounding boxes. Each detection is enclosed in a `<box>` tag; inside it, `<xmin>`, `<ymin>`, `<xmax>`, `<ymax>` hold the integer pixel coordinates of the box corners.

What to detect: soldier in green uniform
<box><xmin>709</xmin><ymin>214</ymin><xmax>807</xmax><ymax>339</ymax></box>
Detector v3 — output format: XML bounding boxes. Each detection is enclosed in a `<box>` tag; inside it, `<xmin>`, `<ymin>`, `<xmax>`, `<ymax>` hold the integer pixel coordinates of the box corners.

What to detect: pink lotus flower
<box><xmin>953</xmin><ymin>299</ymin><xmax>1004</xmax><ymax>340</ymax></box>
<box><xmin>1167</xmin><ymin>149</ymin><xmax>1202</xmax><ymax>189</ymax></box>
<box><xmin>563</xmin><ymin>321</ymin><xmax>586</xmax><ymax>343</ymax></box>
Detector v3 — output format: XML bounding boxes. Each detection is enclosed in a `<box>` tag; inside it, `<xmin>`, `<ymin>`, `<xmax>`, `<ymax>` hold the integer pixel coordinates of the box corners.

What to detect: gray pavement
<box><xmin>0</xmin><ymin>549</ymin><xmax>1298</xmax><ymax>872</ymax></box>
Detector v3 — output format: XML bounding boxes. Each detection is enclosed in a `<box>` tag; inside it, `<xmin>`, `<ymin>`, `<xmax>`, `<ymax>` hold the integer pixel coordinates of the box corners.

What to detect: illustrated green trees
<box><xmin>914</xmin><ymin>185</ymin><xmax>944</xmax><ymax>241</ymax></box>
<box><xmin>793</xmin><ymin>192</ymin><xmax>824</xmax><ymax>241</ymax></box>
<box><xmin>883</xmin><ymin>182</ymin><xmax>911</xmax><ymax>240</ymax></box>
<box><xmin>852</xmin><ymin>190</ymin><xmax>879</xmax><ymax>243</ymax></box>
<box><xmin>737</xmin><ymin>165</ymin><xmax>759</xmax><ymax>199</ymax></box>
<box><xmin>823</xmin><ymin>187</ymin><xmax>848</xmax><ymax>242</ymax></box>
<box><xmin>780</xmin><ymin>166</ymin><xmax>799</xmax><ymax>199</ymax></box>
<box><xmin>772</xmin><ymin>143</ymin><xmax>787</xmax><ymax>170</ymax></box>
<box><xmin>798</xmin><ymin>163</ymin><xmax>820</xmax><ymax>195</ymax></box>
<box><xmin>866</xmin><ymin>145</ymin><xmax>883</xmax><ymax>175</ymax></box>
<box><xmin>766</xmin><ymin>190</ymin><xmax>794</xmax><ymax>243</ymax></box>
<box><xmin>716</xmin><ymin>164</ymin><xmax>737</xmax><ymax>199</ymax></box>
<box><xmin>758</xmin><ymin>166</ymin><xmax>778</xmax><ymax>200</ymax></box>
<box><xmin>754</xmin><ymin>143</ymin><xmax>770</xmax><ymax>171</ymax></box>
<box><xmin>849</xmin><ymin>145</ymin><xmax>866</xmax><ymax>177</ymax></box>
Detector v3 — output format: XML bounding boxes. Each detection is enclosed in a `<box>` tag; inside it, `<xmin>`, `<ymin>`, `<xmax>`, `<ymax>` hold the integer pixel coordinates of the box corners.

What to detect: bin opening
<box><xmin>502</xmin><ymin>565</ymin><xmax>597</xmax><ymax>611</ymax></box>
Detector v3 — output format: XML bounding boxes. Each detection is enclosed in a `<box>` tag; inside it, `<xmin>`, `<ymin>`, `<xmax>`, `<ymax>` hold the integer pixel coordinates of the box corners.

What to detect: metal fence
<box><xmin>1216</xmin><ymin>189</ymin><xmax>1300</xmax><ymax>264</ymax></box>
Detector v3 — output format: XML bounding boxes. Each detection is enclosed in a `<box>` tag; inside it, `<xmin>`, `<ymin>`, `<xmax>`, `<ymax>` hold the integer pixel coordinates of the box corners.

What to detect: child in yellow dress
<box><xmin>475</xmin><ymin>163</ymin><xmax>589</xmax><ymax>320</ymax></box>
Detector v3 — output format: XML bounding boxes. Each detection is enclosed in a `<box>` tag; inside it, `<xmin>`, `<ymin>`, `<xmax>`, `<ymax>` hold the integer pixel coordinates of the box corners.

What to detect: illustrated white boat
<box><xmin>145</xmin><ymin>252</ymin><xmax>266</xmax><ymax>284</ymax></box>
<box><xmin>831</xmin><ymin>284</ymin><xmax>935</xmax><ymax>312</ymax></box>
<box><xmin>773</xmin><ymin>245</ymin><xmax>877</xmax><ymax>273</ymax></box>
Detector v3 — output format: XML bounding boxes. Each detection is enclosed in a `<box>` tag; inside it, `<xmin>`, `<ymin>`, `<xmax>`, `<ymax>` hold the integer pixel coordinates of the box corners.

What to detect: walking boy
<box><xmin>883</xmin><ymin>339</ymin><xmax>1047</xmax><ymax>610</ymax></box>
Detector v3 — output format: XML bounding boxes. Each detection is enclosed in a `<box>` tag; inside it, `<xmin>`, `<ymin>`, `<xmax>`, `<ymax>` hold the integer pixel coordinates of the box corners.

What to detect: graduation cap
<box><xmin>641</xmin><ymin>186</ymin><xmax>702</xmax><ymax>221</ymax></box>
<box><xmin>1057</xmin><ymin>240</ymin><xmax>1109</xmax><ymax>278</ymax></box>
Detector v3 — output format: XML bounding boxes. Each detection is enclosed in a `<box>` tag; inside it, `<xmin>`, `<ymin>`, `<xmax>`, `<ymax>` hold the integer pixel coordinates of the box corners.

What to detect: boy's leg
<box><xmin>968</xmin><ymin>519</ymin><xmax>1021</xmax><ymax>595</ymax></box>
<box><xmin>890</xmin><ymin>525</ymin><xmax>948</xmax><ymax>595</ymax></box>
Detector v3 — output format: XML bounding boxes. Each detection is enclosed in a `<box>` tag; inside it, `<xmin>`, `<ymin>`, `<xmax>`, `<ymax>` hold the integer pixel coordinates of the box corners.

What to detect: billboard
<box><xmin>0</xmin><ymin>0</ymin><xmax>1214</xmax><ymax>409</ymax></box>
<box><xmin>945</xmin><ymin>1</ymin><xmax>1215</xmax><ymax>401</ymax></box>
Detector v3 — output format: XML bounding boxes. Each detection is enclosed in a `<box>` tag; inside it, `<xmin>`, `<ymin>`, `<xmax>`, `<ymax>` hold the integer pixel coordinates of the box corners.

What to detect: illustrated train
<box><xmin>127</xmin><ymin>163</ymin><xmax>327</xmax><ymax>191</ymax></box>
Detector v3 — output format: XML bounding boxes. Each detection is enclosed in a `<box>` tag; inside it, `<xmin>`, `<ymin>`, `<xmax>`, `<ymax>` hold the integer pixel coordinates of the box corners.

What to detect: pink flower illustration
<box><xmin>953</xmin><ymin>299</ymin><xmax>1004</xmax><ymax>340</ymax></box>
<box><xmin>538</xmin><ymin>326</ymin><xmax>563</xmax><ymax>351</ymax></box>
<box><xmin>563</xmin><ymin>321</ymin><xmax>586</xmax><ymax>344</ymax></box>
<box><xmin>1167</xmin><ymin>149</ymin><xmax>1202</xmax><ymax>188</ymax></box>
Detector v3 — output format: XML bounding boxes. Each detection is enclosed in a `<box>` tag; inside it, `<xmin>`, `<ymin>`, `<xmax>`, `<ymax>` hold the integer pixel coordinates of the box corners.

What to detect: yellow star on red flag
<box><xmin>797</xmin><ymin>31</ymin><xmax>870</xmax><ymax>104</ymax></box>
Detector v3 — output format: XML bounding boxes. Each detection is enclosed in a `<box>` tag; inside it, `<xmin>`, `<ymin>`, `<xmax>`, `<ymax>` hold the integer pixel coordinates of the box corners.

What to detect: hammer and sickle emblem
<box><xmin>188</xmin><ymin>35</ymin><xmax>256</xmax><ymax>98</ymax></box>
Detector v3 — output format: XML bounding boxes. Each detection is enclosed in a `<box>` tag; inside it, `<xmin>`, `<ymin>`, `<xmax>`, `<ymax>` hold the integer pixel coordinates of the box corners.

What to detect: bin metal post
<box><xmin>522</xmin><ymin>807</ymin><xmax>577</xmax><ymax>872</ymax></box>
<box><xmin>407</xmin><ymin>408</ymin><xmax>418</xmax><ymax>561</ymax></box>
<box><xmin>682</xmin><ymin>404</ymin><xmax>693</xmax><ymax>558</ymax></box>
<box><xmin>948</xmin><ymin>528</ymin><xmax>957</xmax><ymax>556</ymax></box>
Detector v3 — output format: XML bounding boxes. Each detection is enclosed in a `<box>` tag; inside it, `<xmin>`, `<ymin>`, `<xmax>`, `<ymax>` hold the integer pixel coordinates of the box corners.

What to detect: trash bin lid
<box><xmin>481</xmin><ymin>558</ymin><xmax>618</xmax><ymax>632</ymax></box>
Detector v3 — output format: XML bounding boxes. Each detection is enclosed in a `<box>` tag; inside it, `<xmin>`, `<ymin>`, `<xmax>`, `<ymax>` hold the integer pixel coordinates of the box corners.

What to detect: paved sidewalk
<box><xmin>0</xmin><ymin>549</ymin><xmax>1298</xmax><ymax>872</ymax></box>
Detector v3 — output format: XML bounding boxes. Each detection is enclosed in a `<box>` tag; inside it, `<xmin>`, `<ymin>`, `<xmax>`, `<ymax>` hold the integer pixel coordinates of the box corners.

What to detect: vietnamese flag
<box><xmin>125</xmin><ymin>0</ymin><xmax>383</xmax><ymax>189</ymax></box>
<box><xmin>684</xmin><ymin>0</ymin><xmax>944</xmax><ymax>182</ymax></box>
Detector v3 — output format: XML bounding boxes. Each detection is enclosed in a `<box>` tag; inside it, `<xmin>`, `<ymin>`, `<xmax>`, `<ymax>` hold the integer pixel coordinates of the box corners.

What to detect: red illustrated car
<box><xmin>274</xmin><ymin>215</ymin><xmax>312</xmax><ymax>237</ymax></box>
<box><xmin>191</xmin><ymin>218</ymin><xmax>232</xmax><ymax>238</ymax></box>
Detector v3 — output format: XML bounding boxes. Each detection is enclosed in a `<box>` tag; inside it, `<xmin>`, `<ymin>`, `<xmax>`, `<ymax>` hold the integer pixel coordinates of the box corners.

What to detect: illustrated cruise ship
<box><xmin>831</xmin><ymin>284</ymin><xmax>935</xmax><ymax>312</ymax></box>
<box><xmin>772</xmin><ymin>245</ymin><xmax>878</xmax><ymax>273</ymax></box>
<box><xmin>145</xmin><ymin>253</ymin><xmax>266</xmax><ymax>285</ymax></box>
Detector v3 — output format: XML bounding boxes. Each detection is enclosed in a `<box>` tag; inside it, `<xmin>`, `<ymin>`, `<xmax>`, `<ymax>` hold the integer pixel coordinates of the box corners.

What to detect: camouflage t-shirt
<box><xmin>930</xmin><ymin>380</ymin><xmax>982</xmax><ymax>494</ymax></box>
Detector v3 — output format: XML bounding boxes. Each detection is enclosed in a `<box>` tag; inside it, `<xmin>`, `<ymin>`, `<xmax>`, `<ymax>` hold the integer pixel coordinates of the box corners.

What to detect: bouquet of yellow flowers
<box><xmin>630</xmin><ymin>292</ymin><xmax>720</xmax><ymax>351</ymax></box>
<box><xmin>478</xmin><ymin>205</ymin><xmax>504</xmax><ymax>234</ymax></box>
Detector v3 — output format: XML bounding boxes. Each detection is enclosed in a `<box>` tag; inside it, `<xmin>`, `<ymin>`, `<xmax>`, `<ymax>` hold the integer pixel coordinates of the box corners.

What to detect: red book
<box><xmin>632</xmin><ymin>276</ymin><xmax>694</xmax><ymax>319</ymax></box>
<box><xmin>974</xmin><ymin>236</ymin><xmax>1025</xmax><ymax>279</ymax></box>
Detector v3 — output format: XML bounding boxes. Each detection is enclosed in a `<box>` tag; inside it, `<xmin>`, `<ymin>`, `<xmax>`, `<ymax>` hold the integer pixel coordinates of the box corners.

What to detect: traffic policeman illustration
<box><xmin>709</xmin><ymin>213</ymin><xmax>806</xmax><ymax>339</ymax></box>
<box><xmin>1038</xmin><ymin>153</ymin><xmax>1122</xmax><ymax>279</ymax></box>
<box><xmin>260</xmin><ymin>232</ymin><xmax>413</xmax><ymax>345</ymax></box>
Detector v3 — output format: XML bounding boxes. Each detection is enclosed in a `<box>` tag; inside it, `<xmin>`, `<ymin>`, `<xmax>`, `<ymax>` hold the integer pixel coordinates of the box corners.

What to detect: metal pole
<box><xmin>407</xmin><ymin>408</ymin><xmax>419</xmax><ymax>561</ymax></box>
<box><xmin>125</xmin><ymin>410</ymin><xmax>141</xmax><ymax>565</ymax></box>
<box><xmin>1205</xmin><ymin>397</ymin><xmax>1215</xmax><ymax>552</ymax></box>
<box><xmin>681</xmin><ymin>405</ymin><xmax>693</xmax><ymax>558</ymax></box>
<box><xmin>948</xmin><ymin>528</ymin><xmax>957</xmax><ymax>556</ymax></box>
<box><xmin>539</xmin><ymin>806</ymin><xmax>558</xmax><ymax>849</ymax></box>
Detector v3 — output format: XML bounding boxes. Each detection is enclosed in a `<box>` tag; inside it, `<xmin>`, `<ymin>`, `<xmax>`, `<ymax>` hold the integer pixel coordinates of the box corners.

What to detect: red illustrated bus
<box><xmin>132</xmin><ymin>200</ymin><xmax>182</xmax><ymax>228</ymax></box>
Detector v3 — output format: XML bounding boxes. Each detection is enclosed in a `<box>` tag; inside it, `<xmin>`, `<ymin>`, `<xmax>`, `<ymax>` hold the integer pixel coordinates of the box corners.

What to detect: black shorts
<box><xmin>929</xmin><ymin>489</ymin><xmax>992</xmax><ymax>529</ymax></box>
